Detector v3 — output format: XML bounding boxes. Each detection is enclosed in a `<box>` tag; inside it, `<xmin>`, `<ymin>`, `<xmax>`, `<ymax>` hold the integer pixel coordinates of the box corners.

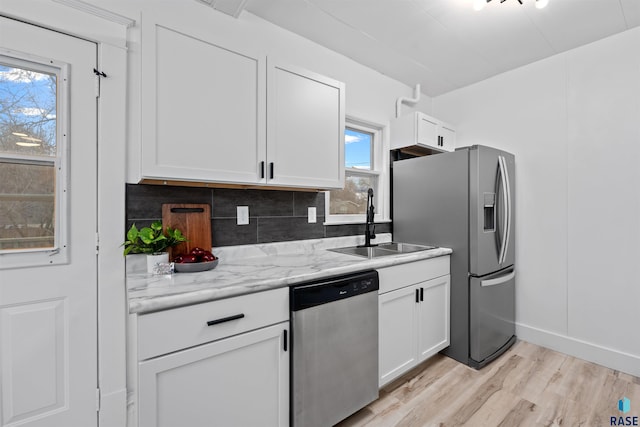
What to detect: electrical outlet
<box><xmin>237</xmin><ymin>206</ymin><xmax>249</xmax><ymax>225</ymax></box>
<box><xmin>308</xmin><ymin>207</ymin><xmax>317</xmax><ymax>223</ymax></box>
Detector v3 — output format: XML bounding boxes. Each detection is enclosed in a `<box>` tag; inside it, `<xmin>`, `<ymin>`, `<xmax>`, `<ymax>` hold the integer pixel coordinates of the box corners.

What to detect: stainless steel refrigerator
<box><xmin>393</xmin><ymin>145</ymin><xmax>516</xmax><ymax>369</ymax></box>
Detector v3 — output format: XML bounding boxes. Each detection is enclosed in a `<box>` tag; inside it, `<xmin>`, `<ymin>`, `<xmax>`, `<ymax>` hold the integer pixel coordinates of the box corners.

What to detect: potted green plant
<box><xmin>123</xmin><ymin>221</ymin><xmax>187</xmax><ymax>273</ymax></box>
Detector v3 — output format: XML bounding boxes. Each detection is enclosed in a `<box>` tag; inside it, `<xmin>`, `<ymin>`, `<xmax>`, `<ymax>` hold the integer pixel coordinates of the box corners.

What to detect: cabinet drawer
<box><xmin>377</xmin><ymin>256</ymin><xmax>450</xmax><ymax>294</ymax></box>
<box><xmin>138</xmin><ymin>287</ymin><xmax>288</xmax><ymax>360</ymax></box>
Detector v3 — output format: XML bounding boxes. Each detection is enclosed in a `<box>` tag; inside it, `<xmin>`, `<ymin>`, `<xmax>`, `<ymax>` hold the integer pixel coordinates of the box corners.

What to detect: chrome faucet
<box><xmin>359</xmin><ymin>188</ymin><xmax>376</xmax><ymax>248</ymax></box>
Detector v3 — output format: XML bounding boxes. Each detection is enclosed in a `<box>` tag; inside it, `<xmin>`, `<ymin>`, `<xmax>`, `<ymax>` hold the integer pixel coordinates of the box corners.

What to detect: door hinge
<box><xmin>95</xmin><ymin>232</ymin><xmax>100</xmax><ymax>254</ymax></box>
<box><xmin>94</xmin><ymin>74</ymin><xmax>100</xmax><ymax>98</ymax></box>
<box><xmin>93</xmin><ymin>68</ymin><xmax>106</xmax><ymax>98</ymax></box>
<box><xmin>95</xmin><ymin>388</ymin><xmax>101</xmax><ymax>412</ymax></box>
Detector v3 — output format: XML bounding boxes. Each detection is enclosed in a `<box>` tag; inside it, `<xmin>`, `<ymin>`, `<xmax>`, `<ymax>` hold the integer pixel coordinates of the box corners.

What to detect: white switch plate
<box><xmin>237</xmin><ymin>206</ymin><xmax>249</xmax><ymax>225</ymax></box>
<box><xmin>308</xmin><ymin>207</ymin><xmax>317</xmax><ymax>223</ymax></box>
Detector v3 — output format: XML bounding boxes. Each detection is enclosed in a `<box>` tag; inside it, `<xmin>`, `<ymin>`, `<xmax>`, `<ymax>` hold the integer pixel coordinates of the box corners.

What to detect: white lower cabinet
<box><xmin>417</xmin><ymin>276</ymin><xmax>450</xmax><ymax>361</ymax></box>
<box><xmin>379</xmin><ymin>285</ymin><xmax>419</xmax><ymax>383</ymax></box>
<box><xmin>135</xmin><ymin>287</ymin><xmax>289</xmax><ymax>427</ymax></box>
<box><xmin>138</xmin><ymin>322</ymin><xmax>289</xmax><ymax>427</ymax></box>
<box><xmin>378</xmin><ymin>258</ymin><xmax>450</xmax><ymax>387</ymax></box>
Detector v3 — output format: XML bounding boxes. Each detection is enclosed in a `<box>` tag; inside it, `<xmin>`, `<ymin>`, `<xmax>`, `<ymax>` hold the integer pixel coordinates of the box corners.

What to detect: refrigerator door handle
<box><xmin>497</xmin><ymin>156</ymin><xmax>509</xmax><ymax>264</ymax></box>
<box><xmin>481</xmin><ymin>271</ymin><xmax>515</xmax><ymax>287</ymax></box>
<box><xmin>503</xmin><ymin>155</ymin><xmax>513</xmax><ymax>264</ymax></box>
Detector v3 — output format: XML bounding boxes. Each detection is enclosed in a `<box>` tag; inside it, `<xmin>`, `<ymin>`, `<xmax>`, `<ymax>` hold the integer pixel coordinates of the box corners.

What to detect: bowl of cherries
<box><xmin>173</xmin><ymin>247</ymin><xmax>219</xmax><ymax>273</ymax></box>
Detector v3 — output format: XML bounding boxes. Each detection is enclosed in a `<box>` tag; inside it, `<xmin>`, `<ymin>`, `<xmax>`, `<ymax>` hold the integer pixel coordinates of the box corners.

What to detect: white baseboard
<box><xmin>516</xmin><ymin>322</ymin><xmax>640</xmax><ymax>377</ymax></box>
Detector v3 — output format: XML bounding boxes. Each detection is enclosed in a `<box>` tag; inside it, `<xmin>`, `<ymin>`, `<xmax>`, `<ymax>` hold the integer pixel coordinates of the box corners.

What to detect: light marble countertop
<box><xmin>127</xmin><ymin>233</ymin><xmax>452</xmax><ymax>315</ymax></box>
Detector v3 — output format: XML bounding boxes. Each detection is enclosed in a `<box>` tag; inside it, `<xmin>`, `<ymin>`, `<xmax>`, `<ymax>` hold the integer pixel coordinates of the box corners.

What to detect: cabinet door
<box><xmin>379</xmin><ymin>285</ymin><xmax>419</xmax><ymax>387</ymax></box>
<box><xmin>439</xmin><ymin>123</ymin><xmax>456</xmax><ymax>152</ymax></box>
<box><xmin>141</xmin><ymin>15</ymin><xmax>266</xmax><ymax>184</ymax></box>
<box><xmin>138</xmin><ymin>323</ymin><xmax>289</xmax><ymax>427</ymax></box>
<box><xmin>416</xmin><ymin>113</ymin><xmax>439</xmax><ymax>148</ymax></box>
<box><xmin>266</xmin><ymin>60</ymin><xmax>345</xmax><ymax>189</ymax></box>
<box><xmin>417</xmin><ymin>275</ymin><xmax>450</xmax><ymax>363</ymax></box>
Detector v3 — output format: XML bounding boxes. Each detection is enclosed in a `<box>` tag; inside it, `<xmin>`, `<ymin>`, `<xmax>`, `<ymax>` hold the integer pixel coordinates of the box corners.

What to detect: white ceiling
<box><xmin>243</xmin><ymin>0</ymin><xmax>640</xmax><ymax>96</ymax></box>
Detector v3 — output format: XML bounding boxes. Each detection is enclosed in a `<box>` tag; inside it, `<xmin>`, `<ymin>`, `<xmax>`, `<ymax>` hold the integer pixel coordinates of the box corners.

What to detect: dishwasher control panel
<box><xmin>291</xmin><ymin>270</ymin><xmax>379</xmax><ymax>311</ymax></box>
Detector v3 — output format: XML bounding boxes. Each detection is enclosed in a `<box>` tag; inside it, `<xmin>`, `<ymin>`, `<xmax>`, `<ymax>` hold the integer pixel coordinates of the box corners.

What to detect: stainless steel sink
<box><xmin>377</xmin><ymin>242</ymin><xmax>436</xmax><ymax>253</ymax></box>
<box><xmin>328</xmin><ymin>242</ymin><xmax>436</xmax><ymax>259</ymax></box>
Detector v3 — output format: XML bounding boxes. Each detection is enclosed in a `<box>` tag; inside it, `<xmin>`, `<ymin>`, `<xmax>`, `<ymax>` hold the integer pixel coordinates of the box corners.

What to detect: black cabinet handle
<box><xmin>260</xmin><ymin>161</ymin><xmax>265</xmax><ymax>179</ymax></box>
<box><xmin>415</xmin><ymin>289</ymin><xmax>419</xmax><ymax>303</ymax></box>
<box><xmin>283</xmin><ymin>329</ymin><xmax>288</xmax><ymax>352</ymax></box>
<box><xmin>420</xmin><ymin>287</ymin><xmax>424</xmax><ymax>302</ymax></box>
<box><xmin>269</xmin><ymin>162</ymin><xmax>274</xmax><ymax>179</ymax></box>
<box><xmin>441</xmin><ymin>136</ymin><xmax>444</xmax><ymax>146</ymax></box>
<box><xmin>206</xmin><ymin>313</ymin><xmax>244</xmax><ymax>326</ymax></box>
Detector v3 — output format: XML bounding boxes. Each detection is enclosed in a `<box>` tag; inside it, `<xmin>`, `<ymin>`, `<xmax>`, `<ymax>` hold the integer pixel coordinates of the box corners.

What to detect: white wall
<box><xmin>434</xmin><ymin>27</ymin><xmax>640</xmax><ymax>376</ymax></box>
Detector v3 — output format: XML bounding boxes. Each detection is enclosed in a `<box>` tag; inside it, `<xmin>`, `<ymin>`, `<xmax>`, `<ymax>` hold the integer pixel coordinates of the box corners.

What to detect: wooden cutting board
<box><xmin>162</xmin><ymin>203</ymin><xmax>212</xmax><ymax>261</ymax></box>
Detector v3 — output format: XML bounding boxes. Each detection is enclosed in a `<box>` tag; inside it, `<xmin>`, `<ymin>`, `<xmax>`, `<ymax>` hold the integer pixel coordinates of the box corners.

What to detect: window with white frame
<box><xmin>0</xmin><ymin>55</ymin><xmax>66</xmax><ymax>255</ymax></box>
<box><xmin>326</xmin><ymin>118</ymin><xmax>386</xmax><ymax>223</ymax></box>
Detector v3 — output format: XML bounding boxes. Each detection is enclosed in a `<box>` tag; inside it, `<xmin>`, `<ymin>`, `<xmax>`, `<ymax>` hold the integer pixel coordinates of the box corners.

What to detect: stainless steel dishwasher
<box><xmin>290</xmin><ymin>270</ymin><xmax>379</xmax><ymax>427</ymax></box>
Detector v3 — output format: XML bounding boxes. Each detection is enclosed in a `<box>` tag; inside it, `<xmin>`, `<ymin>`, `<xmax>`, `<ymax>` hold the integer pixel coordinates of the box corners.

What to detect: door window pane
<box><xmin>0</xmin><ymin>162</ymin><xmax>55</xmax><ymax>250</ymax></box>
<box><xmin>329</xmin><ymin>174</ymin><xmax>377</xmax><ymax>215</ymax></box>
<box><xmin>0</xmin><ymin>63</ymin><xmax>57</xmax><ymax>157</ymax></box>
<box><xmin>1</xmin><ymin>59</ymin><xmax>59</xmax><ymax>251</ymax></box>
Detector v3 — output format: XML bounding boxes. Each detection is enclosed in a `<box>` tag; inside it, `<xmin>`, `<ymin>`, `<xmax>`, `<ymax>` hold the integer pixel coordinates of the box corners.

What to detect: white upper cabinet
<box><xmin>391</xmin><ymin>112</ymin><xmax>456</xmax><ymax>153</ymax></box>
<box><xmin>267</xmin><ymin>61</ymin><xmax>345</xmax><ymax>189</ymax></box>
<box><xmin>139</xmin><ymin>14</ymin><xmax>344</xmax><ymax>189</ymax></box>
<box><xmin>438</xmin><ymin>121</ymin><xmax>456</xmax><ymax>152</ymax></box>
<box><xmin>141</xmin><ymin>18</ymin><xmax>266</xmax><ymax>184</ymax></box>
<box><xmin>416</xmin><ymin>113</ymin><xmax>439</xmax><ymax>147</ymax></box>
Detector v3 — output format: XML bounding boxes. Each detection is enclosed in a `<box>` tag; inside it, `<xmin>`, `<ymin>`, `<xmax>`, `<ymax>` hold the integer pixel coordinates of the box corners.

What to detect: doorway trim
<box><xmin>2</xmin><ymin>2</ymin><xmax>131</xmax><ymax>425</ymax></box>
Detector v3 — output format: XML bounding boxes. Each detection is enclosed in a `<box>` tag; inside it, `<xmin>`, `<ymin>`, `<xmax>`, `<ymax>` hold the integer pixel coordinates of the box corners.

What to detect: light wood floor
<box><xmin>337</xmin><ymin>340</ymin><xmax>640</xmax><ymax>427</ymax></box>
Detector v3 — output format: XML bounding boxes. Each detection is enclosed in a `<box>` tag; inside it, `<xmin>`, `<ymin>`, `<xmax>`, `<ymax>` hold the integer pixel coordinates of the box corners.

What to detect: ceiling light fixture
<box><xmin>473</xmin><ymin>0</ymin><xmax>486</xmax><ymax>11</ymax></box>
<box><xmin>535</xmin><ymin>0</ymin><xmax>549</xmax><ymax>9</ymax></box>
<box><xmin>474</xmin><ymin>0</ymin><xmax>549</xmax><ymax>10</ymax></box>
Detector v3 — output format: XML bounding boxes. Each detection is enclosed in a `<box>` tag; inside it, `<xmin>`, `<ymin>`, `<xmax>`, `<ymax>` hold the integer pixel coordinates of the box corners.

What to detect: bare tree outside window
<box><xmin>0</xmin><ymin>61</ymin><xmax>58</xmax><ymax>250</ymax></box>
<box><xmin>330</xmin><ymin>175</ymin><xmax>376</xmax><ymax>215</ymax></box>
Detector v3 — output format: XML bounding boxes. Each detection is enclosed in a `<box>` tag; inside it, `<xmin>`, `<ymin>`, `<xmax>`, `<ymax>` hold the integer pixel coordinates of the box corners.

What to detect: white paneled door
<box><xmin>0</xmin><ymin>17</ymin><xmax>98</xmax><ymax>427</ymax></box>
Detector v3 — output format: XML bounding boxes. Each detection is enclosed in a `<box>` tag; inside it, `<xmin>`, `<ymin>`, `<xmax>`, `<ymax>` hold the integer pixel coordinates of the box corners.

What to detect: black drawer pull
<box><xmin>260</xmin><ymin>161</ymin><xmax>265</xmax><ymax>179</ymax></box>
<box><xmin>283</xmin><ymin>329</ymin><xmax>288</xmax><ymax>352</ymax></box>
<box><xmin>206</xmin><ymin>313</ymin><xmax>245</xmax><ymax>326</ymax></box>
<box><xmin>415</xmin><ymin>289</ymin><xmax>419</xmax><ymax>303</ymax></box>
<box><xmin>269</xmin><ymin>162</ymin><xmax>274</xmax><ymax>179</ymax></box>
<box><xmin>420</xmin><ymin>287</ymin><xmax>424</xmax><ymax>301</ymax></box>
<box><xmin>171</xmin><ymin>207</ymin><xmax>205</xmax><ymax>213</ymax></box>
